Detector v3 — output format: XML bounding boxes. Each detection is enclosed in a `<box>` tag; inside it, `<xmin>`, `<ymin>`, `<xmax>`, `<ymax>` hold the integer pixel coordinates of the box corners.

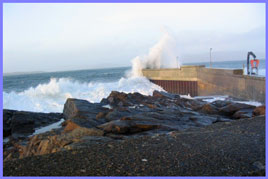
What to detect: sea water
<box><xmin>3</xmin><ymin>60</ymin><xmax>266</xmax><ymax>113</ymax></box>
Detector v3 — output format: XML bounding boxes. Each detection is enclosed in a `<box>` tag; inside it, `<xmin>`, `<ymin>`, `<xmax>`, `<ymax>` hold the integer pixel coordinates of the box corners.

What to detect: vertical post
<box><xmin>176</xmin><ymin>56</ymin><xmax>178</xmax><ymax>68</ymax></box>
<box><xmin>210</xmin><ymin>48</ymin><xmax>212</xmax><ymax>68</ymax></box>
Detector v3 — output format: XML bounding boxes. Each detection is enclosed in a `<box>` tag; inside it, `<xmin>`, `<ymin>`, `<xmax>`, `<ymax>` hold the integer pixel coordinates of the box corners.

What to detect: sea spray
<box><xmin>129</xmin><ymin>31</ymin><xmax>181</xmax><ymax>77</ymax></box>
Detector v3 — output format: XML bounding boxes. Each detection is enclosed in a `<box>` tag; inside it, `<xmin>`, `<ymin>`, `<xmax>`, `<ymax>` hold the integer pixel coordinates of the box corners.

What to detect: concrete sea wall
<box><xmin>142</xmin><ymin>66</ymin><xmax>266</xmax><ymax>103</ymax></box>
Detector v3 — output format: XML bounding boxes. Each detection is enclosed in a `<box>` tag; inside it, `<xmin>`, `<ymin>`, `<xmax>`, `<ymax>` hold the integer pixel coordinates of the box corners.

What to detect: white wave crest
<box><xmin>3</xmin><ymin>77</ymin><xmax>164</xmax><ymax>113</ymax></box>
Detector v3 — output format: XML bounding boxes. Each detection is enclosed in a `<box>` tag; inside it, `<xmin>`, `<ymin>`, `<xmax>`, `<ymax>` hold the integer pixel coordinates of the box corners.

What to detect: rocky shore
<box><xmin>3</xmin><ymin>90</ymin><xmax>266</xmax><ymax>176</ymax></box>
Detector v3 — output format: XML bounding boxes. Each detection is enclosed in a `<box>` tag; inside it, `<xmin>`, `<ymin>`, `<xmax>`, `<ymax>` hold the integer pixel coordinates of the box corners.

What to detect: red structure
<box><xmin>150</xmin><ymin>80</ymin><xmax>198</xmax><ymax>96</ymax></box>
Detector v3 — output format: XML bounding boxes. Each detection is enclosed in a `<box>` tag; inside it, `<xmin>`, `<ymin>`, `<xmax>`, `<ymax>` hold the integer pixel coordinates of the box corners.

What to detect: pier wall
<box><xmin>142</xmin><ymin>66</ymin><xmax>266</xmax><ymax>103</ymax></box>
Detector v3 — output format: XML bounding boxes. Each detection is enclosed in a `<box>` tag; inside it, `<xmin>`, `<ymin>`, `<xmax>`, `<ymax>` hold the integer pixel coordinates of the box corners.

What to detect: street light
<box><xmin>210</xmin><ymin>48</ymin><xmax>212</xmax><ymax>68</ymax></box>
<box><xmin>176</xmin><ymin>56</ymin><xmax>179</xmax><ymax>68</ymax></box>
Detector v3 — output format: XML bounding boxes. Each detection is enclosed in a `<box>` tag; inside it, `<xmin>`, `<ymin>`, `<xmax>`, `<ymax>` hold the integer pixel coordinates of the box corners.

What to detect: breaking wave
<box><xmin>3</xmin><ymin>77</ymin><xmax>164</xmax><ymax>113</ymax></box>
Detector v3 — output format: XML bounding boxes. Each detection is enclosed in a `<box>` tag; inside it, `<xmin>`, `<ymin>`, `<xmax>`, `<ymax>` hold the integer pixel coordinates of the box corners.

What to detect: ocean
<box><xmin>3</xmin><ymin>60</ymin><xmax>266</xmax><ymax>113</ymax></box>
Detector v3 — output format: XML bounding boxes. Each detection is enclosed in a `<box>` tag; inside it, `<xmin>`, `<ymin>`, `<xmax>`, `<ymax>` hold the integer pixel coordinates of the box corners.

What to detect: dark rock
<box><xmin>3</xmin><ymin>110</ymin><xmax>15</xmax><ymax>137</ymax></box>
<box><xmin>11</xmin><ymin>113</ymin><xmax>35</xmax><ymax>139</ymax></box>
<box><xmin>3</xmin><ymin>109</ymin><xmax>63</xmax><ymax>139</ymax></box>
<box><xmin>5</xmin><ymin>91</ymin><xmax>261</xmax><ymax>162</ymax></box>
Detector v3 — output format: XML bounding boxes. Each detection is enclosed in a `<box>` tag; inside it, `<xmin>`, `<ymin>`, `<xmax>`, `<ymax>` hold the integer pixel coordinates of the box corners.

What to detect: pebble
<box><xmin>108</xmin><ymin>144</ymin><xmax>114</xmax><ymax>149</ymax></box>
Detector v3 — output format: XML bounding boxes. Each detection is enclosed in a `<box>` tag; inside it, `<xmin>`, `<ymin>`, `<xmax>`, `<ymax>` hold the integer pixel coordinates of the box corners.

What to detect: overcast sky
<box><xmin>3</xmin><ymin>3</ymin><xmax>265</xmax><ymax>73</ymax></box>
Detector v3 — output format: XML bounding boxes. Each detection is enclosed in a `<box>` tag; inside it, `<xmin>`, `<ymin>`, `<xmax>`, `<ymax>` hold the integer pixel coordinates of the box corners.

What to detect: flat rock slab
<box><xmin>3</xmin><ymin>116</ymin><xmax>265</xmax><ymax>176</ymax></box>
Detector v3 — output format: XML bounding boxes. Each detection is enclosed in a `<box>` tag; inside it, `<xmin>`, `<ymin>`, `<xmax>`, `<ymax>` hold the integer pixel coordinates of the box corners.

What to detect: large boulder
<box><xmin>63</xmin><ymin>98</ymin><xmax>109</xmax><ymax>130</ymax></box>
<box><xmin>63</xmin><ymin>98</ymin><xmax>108</xmax><ymax>120</ymax></box>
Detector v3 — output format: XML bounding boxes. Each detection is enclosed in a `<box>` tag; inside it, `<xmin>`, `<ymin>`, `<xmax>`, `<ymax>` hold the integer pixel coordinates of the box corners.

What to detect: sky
<box><xmin>3</xmin><ymin>3</ymin><xmax>266</xmax><ymax>73</ymax></box>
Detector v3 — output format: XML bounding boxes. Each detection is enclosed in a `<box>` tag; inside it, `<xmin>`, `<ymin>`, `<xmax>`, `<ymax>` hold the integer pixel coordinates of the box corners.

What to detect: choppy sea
<box><xmin>3</xmin><ymin>60</ymin><xmax>266</xmax><ymax>113</ymax></box>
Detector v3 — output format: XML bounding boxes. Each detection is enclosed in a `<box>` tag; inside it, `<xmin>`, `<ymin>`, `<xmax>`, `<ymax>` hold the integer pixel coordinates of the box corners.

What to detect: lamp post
<box><xmin>210</xmin><ymin>48</ymin><xmax>212</xmax><ymax>68</ymax></box>
<box><xmin>176</xmin><ymin>56</ymin><xmax>178</xmax><ymax>68</ymax></box>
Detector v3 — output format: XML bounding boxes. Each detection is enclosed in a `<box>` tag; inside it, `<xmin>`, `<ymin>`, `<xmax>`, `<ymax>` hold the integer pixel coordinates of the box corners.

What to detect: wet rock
<box><xmin>253</xmin><ymin>106</ymin><xmax>265</xmax><ymax>116</ymax></box>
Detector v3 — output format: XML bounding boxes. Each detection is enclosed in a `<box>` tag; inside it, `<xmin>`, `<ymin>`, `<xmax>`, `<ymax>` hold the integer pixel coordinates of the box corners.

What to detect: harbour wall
<box><xmin>142</xmin><ymin>66</ymin><xmax>266</xmax><ymax>103</ymax></box>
